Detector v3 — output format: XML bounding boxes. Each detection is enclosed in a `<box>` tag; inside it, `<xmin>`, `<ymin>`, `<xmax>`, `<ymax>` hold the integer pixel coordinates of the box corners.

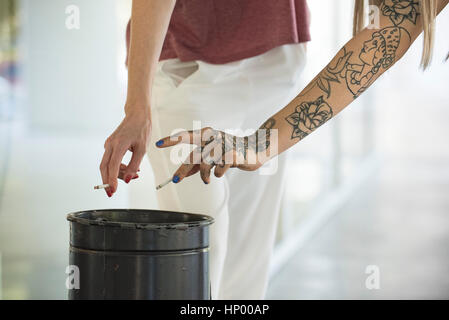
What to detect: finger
<box><xmin>123</xmin><ymin>145</ymin><xmax>146</xmax><ymax>183</ymax></box>
<box><xmin>100</xmin><ymin>145</ymin><xmax>113</xmax><ymax>197</ymax></box>
<box><xmin>120</xmin><ymin>163</ymin><xmax>140</xmax><ymax>173</ymax></box>
<box><xmin>118</xmin><ymin>164</ymin><xmax>139</xmax><ymax>181</ymax></box>
<box><xmin>107</xmin><ymin>146</ymin><xmax>127</xmax><ymax>194</ymax></box>
<box><xmin>185</xmin><ymin>165</ymin><xmax>200</xmax><ymax>178</ymax></box>
<box><xmin>156</xmin><ymin>127</ymin><xmax>215</xmax><ymax>148</ymax></box>
<box><xmin>200</xmin><ymin>161</ymin><xmax>214</xmax><ymax>184</ymax></box>
<box><xmin>118</xmin><ymin>172</ymin><xmax>139</xmax><ymax>180</ymax></box>
<box><xmin>214</xmin><ymin>162</ymin><xmax>231</xmax><ymax>178</ymax></box>
<box><xmin>155</xmin><ymin>130</ymin><xmax>196</xmax><ymax>148</ymax></box>
<box><xmin>172</xmin><ymin>148</ymin><xmax>201</xmax><ymax>183</ymax></box>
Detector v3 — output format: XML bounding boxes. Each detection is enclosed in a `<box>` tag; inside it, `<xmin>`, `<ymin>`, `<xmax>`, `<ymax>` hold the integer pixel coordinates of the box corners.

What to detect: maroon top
<box><xmin>126</xmin><ymin>0</ymin><xmax>311</xmax><ymax>65</ymax></box>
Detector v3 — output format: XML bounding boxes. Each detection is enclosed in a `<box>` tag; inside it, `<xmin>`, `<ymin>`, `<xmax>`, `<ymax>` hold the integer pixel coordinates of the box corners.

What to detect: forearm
<box><xmin>262</xmin><ymin>0</ymin><xmax>448</xmax><ymax>159</ymax></box>
<box><xmin>125</xmin><ymin>0</ymin><xmax>176</xmax><ymax>117</ymax></box>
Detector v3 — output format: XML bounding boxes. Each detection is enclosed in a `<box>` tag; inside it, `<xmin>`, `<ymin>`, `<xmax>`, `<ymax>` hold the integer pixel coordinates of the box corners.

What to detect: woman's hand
<box><xmin>155</xmin><ymin>127</ymin><xmax>274</xmax><ymax>184</ymax></box>
<box><xmin>100</xmin><ymin>111</ymin><xmax>151</xmax><ymax>197</ymax></box>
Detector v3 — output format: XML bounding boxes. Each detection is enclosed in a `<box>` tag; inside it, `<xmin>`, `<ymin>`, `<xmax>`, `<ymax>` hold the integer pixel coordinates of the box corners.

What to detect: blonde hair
<box><xmin>353</xmin><ymin>0</ymin><xmax>438</xmax><ymax>69</ymax></box>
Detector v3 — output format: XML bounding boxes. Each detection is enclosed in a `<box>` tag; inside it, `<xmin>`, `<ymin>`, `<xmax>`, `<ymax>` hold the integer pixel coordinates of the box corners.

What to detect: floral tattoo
<box><xmin>382</xmin><ymin>0</ymin><xmax>420</xmax><ymax>26</ymax></box>
<box><xmin>285</xmin><ymin>96</ymin><xmax>333</xmax><ymax>140</ymax></box>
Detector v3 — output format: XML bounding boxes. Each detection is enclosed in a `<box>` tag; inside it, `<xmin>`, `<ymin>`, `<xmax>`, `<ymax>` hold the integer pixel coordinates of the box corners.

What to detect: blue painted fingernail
<box><xmin>172</xmin><ymin>175</ymin><xmax>180</xmax><ymax>183</ymax></box>
<box><xmin>156</xmin><ymin>140</ymin><xmax>164</xmax><ymax>147</ymax></box>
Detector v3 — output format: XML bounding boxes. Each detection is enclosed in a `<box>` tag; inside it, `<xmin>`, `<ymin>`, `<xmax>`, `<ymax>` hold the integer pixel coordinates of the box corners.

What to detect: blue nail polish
<box><xmin>173</xmin><ymin>175</ymin><xmax>180</xmax><ymax>183</ymax></box>
<box><xmin>156</xmin><ymin>140</ymin><xmax>164</xmax><ymax>147</ymax></box>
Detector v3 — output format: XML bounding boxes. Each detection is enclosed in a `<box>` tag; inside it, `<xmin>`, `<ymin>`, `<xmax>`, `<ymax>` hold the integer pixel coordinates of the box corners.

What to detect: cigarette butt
<box><xmin>94</xmin><ymin>184</ymin><xmax>110</xmax><ymax>190</ymax></box>
<box><xmin>156</xmin><ymin>177</ymin><xmax>172</xmax><ymax>191</ymax></box>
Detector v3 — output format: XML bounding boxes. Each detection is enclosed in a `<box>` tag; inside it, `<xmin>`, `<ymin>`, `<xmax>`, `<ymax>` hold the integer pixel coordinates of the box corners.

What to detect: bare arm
<box><xmin>263</xmin><ymin>0</ymin><xmax>449</xmax><ymax>159</ymax></box>
<box><xmin>100</xmin><ymin>0</ymin><xmax>176</xmax><ymax>197</ymax></box>
<box><xmin>126</xmin><ymin>0</ymin><xmax>176</xmax><ymax>112</ymax></box>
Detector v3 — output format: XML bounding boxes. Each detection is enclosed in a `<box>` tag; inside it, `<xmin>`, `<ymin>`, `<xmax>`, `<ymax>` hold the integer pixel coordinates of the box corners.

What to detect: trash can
<box><xmin>67</xmin><ymin>209</ymin><xmax>214</xmax><ymax>300</ymax></box>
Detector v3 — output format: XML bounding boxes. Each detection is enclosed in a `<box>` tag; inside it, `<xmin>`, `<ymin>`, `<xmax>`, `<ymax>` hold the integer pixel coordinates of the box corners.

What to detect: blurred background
<box><xmin>0</xmin><ymin>0</ymin><xmax>448</xmax><ymax>299</ymax></box>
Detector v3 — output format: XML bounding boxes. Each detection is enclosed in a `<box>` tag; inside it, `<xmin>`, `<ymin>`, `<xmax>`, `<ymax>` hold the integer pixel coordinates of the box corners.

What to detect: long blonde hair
<box><xmin>353</xmin><ymin>0</ymin><xmax>439</xmax><ymax>69</ymax></box>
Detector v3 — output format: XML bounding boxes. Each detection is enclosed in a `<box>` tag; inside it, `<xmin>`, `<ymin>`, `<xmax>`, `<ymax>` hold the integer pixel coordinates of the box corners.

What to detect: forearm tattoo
<box><xmin>303</xmin><ymin>25</ymin><xmax>409</xmax><ymax>100</ymax></box>
<box><xmin>286</xmin><ymin>96</ymin><xmax>333</xmax><ymax>140</ymax></box>
<box><xmin>298</xmin><ymin>0</ymin><xmax>414</xmax><ymax>101</ymax></box>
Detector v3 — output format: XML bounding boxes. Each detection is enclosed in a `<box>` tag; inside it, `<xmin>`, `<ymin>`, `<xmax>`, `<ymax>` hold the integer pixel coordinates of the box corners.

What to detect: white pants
<box><xmin>147</xmin><ymin>44</ymin><xmax>307</xmax><ymax>299</ymax></box>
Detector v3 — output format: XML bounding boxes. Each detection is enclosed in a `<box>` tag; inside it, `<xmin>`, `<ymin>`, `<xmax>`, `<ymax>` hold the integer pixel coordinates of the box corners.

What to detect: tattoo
<box><xmin>285</xmin><ymin>96</ymin><xmax>333</xmax><ymax>140</ymax></box>
<box><xmin>283</xmin><ymin>0</ymin><xmax>417</xmax><ymax>142</ymax></box>
<box><xmin>201</xmin><ymin>134</ymin><xmax>217</xmax><ymax>165</ymax></box>
<box><xmin>255</xmin><ymin>118</ymin><xmax>276</xmax><ymax>153</ymax></box>
<box><xmin>198</xmin><ymin>117</ymin><xmax>277</xmax><ymax>167</ymax></box>
<box><xmin>381</xmin><ymin>0</ymin><xmax>419</xmax><ymax>26</ymax></box>
<box><xmin>299</xmin><ymin>48</ymin><xmax>353</xmax><ymax>98</ymax></box>
<box><xmin>297</xmin><ymin>0</ymin><xmax>417</xmax><ymax>100</ymax></box>
<box><xmin>302</xmin><ymin>25</ymin><xmax>409</xmax><ymax>99</ymax></box>
<box><xmin>234</xmin><ymin>135</ymin><xmax>248</xmax><ymax>160</ymax></box>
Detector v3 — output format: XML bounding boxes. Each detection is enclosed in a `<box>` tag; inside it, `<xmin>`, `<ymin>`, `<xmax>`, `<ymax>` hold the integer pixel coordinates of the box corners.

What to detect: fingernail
<box><xmin>125</xmin><ymin>175</ymin><xmax>131</xmax><ymax>184</ymax></box>
<box><xmin>156</xmin><ymin>140</ymin><xmax>164</xmax><ymax>147</ymax></box>
<box><xmin>107</xmin><ymin>191</ymin><xmax>112</xmax><ymax>197</ymax></box>
<box><xmin>172</xmin><ymin>175</ymin><xmax>180</xmax><ymax>183</ymax></box>
<box><xmin>204</xmin><ymin>181</ymin><xmax>209</xmax><ymax>185</ymax></box>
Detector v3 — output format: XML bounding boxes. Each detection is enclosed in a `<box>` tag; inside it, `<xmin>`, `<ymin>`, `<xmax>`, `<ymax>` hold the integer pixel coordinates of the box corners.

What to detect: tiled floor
<box><xmin>266</xmin><ymin>157</ymin><xmax>449</xmax><ymax>299</ymax></box>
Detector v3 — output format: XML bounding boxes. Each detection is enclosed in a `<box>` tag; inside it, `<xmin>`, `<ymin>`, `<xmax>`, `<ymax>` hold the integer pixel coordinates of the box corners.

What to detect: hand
<box><xmin>100</xmin><ymin>111</ymin><xmax>151</xmax><ymax>197</ymax></box>
<box><xmin>155</xmin><ymin>127</ymin><xmax>273</xmax><ymax>184</ymax></box>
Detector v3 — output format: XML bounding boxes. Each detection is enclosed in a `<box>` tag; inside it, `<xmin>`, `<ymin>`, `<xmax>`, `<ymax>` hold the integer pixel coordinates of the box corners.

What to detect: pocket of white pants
<box><xmin>158</xmin><ymin>59</ymin><xmax>200</xmax><ymax>89</ymax></box>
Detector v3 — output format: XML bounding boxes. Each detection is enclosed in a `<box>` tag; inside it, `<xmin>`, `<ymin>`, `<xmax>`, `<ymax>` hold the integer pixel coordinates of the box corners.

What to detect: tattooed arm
<box><xmin>156</xmin><ymin>0</ymin><xmax>448</xmax><ymax>185</ymax></box>
<box><xmin>269</xmin><ymin>0</ymin><xmax>448</xmax><ymax>160</ymax></box>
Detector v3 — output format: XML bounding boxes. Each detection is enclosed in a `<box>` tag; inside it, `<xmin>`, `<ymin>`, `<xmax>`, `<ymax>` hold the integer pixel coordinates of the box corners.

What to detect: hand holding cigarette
<box><xmin>95</xmin><ymin>164</ymin><xmax>140</xmax><ymax>196</ymax></box>
<box><xmin>99</xmin><ymin>114</ymin><xmax>151</xmax><ymax>198</ymax></box>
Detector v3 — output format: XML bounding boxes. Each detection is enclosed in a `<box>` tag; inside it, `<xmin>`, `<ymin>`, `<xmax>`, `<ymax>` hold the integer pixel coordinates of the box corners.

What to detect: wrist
<box><xmin>124</xmin><ymin>103</ymin><xmax>151</xmax><ymax>120</ymax></box>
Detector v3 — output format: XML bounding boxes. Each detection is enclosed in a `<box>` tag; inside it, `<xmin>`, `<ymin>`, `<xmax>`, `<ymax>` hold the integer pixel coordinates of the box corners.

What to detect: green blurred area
<box><xmin>0</xmin><ymin>0</ymin><xmax>19</xmax><ymax>62</ymax></box>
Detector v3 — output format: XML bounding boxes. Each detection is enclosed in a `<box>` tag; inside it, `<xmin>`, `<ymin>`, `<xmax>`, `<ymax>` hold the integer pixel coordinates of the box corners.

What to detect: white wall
<box><xmin>21</xmin><ymin>0</ymin><xmax>123</xmax><ymax>132</ymax></box>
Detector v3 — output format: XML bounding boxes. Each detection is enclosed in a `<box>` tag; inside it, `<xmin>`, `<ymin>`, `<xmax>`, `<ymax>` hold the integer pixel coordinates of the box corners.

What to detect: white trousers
<box><xmin>147</xmin><ymin>44</ymin><xmax>307</xmax><ymax>299</ymax></box>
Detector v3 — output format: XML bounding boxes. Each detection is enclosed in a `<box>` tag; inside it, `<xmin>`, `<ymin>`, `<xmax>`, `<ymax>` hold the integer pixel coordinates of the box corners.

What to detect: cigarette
<box><xmin>156</xmin><ymin>177</ymin><xmax>172</xmax><ymax>190</ymax></box>
<box><xmin>94</xmin><ymin>184</ymin><xmax>110</xmax><ymax>190</ymax></box>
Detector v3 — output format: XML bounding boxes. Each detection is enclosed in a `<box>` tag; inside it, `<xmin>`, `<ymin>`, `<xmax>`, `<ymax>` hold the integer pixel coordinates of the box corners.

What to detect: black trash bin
<box><xmin>67</xmin><ymin>209</ymin><xmax>214</xmax><ymax>300</ymax></box>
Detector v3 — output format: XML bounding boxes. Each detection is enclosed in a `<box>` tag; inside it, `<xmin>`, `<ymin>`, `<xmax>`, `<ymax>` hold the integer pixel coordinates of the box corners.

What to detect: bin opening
<box><xmin>67</xmin><ymin>209</ymin><xmax>213</xmax><ymax>229</ymax></box>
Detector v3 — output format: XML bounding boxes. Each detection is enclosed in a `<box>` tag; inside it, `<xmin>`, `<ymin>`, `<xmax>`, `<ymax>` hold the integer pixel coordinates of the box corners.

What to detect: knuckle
<box><xmin>104</xmin><ymin>138</ymin><xmax>112</xmax><ymax>148</ymax></box>
<box><xmin>136</xmin><ymin>144</ymin><xmax>147</xmax><ymax>155</ymax></box>
<box><xmin>202</xmin><ymin>127</ymin><xmax>215</xmax><ymax>137</ymax></box>
<box><xmin>106</xmin><ymin>137</ymin><xmax>117</xmax><ymax>146</ymax></box>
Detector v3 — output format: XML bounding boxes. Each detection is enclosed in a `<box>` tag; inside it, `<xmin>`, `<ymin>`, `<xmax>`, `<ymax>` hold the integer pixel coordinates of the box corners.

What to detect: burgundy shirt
<box><xmin>126</xmin><ymin>0</ymin><xmax>311</xmax><ymax>65</ymax></box>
